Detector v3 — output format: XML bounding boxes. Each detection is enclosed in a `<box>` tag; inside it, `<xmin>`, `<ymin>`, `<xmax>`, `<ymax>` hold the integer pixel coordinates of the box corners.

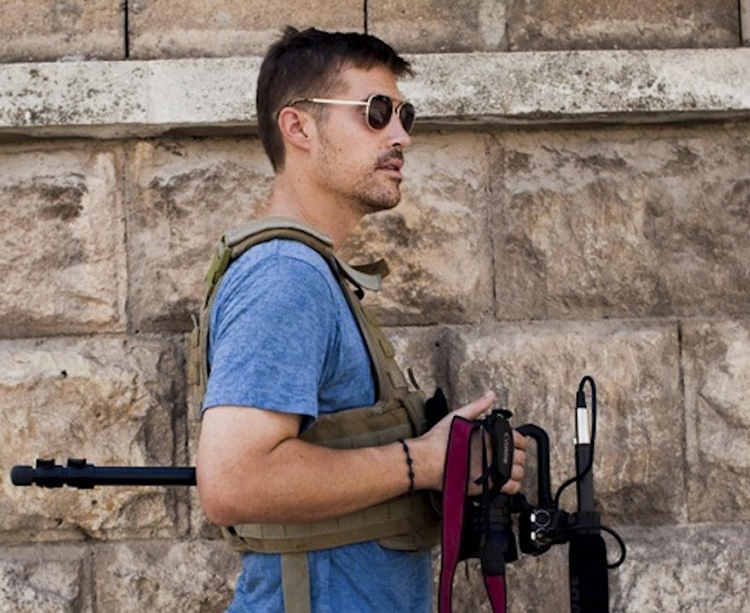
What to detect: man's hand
<box><xmin>408</xmin><ymin>391</ymin><xmax>529</xmax><ymax>494</ymax></box>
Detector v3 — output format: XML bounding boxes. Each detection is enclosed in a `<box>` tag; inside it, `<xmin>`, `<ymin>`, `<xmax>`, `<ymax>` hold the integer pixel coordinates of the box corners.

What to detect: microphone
<box><xmin>568</xmin><ymin>378</ymin><xmax>610</xmax><ymax>613</ymax></box>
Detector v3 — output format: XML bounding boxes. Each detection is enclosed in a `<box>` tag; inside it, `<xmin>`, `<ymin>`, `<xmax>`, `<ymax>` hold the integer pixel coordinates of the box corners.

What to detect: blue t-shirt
<box><xmin>203</xmin><ymin>239</ymin><xmax>431</xmax><ymax>613</ymax></box>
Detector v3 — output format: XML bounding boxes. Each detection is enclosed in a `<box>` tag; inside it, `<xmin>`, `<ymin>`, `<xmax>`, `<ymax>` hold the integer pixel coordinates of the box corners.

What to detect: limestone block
<box><xmin>683</xmin><ymin>321</ymin><xmax>750</xmax><ymax>522</ymax></box>
<box><xmin>0</xmin><ymin>545</ymin><xmax>92</xmax><ymax>613</ymax></box>
<box><xmin>341</xmin><ymin>133</ymin><xmax>494</xmax><ymax>326</ymax></box>
<box><xmin>506</xmin><ymin>0</ymin><xmax>738</xmax><ymax>51</ymax></box>
<box><xmin>127</xmin><ymin>139</ymin><xmax>273</xmax><ymax>332</ymax></box>
<box><xmin>128</xmin><ymin>0</ymin><xmax>362</xmax><ymax>59</ymax></box>
<box><xmin>0</xmin><ymin>0</ymin><xmax>124</xmax><ymax>62</ymax></box>
<box><xmin>611</xmin><ymin>525</ymin><xmax>750</xmax><ymax>612</ymax></box>
<box><xmin>93</xmin><ymin>540</ymin><xmax>238</xmax><ymax>613</ymax></box>
<box><xmin>492</xmin><ymin>123</ymin><xmax>750</xmax><ymax>321</ymax></box>
<box><xmin>368</xmin><ymin>0</ymin><xmax>508</xmax><ymax>53</ymax></box>
<box><xmin>0</xmin><ymin>336</ymin><xmax>188</xmax><ymax>543</ymax></box>
<box><xmin>0</xmin><ymin>143</ymin><xmax>127</xmax><ymax>338</ymax></box>
<box><xmin>383</xmin><ymin>326</ymin><xmax>444</xmax><ymax>396</ymax></box>
<box><xmin>442</xmin><ymin>321</ymin><xmax>683</xmax><ymax>524</ymax></box>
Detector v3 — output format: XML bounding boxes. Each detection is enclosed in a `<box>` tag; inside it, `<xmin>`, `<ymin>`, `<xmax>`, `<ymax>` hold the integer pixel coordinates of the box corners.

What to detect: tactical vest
<box><xmin>188</xmin><ymin>218</ymin><xmax>441</xmax><ymax>613</ymax></box>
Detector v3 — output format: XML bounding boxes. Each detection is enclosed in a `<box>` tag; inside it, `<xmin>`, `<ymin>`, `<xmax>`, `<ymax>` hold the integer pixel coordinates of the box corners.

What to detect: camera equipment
<box><xmin>438</xmin><ymin>376</ymin><xmax>626</xmax><ymax>613</ymax></box>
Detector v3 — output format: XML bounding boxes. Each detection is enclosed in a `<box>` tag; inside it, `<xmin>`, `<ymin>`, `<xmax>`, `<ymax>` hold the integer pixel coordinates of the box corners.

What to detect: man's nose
<box><xmin>386</xmin><ymin>114</ymin><xmax>411</xmax><ymax>149</ymax></box>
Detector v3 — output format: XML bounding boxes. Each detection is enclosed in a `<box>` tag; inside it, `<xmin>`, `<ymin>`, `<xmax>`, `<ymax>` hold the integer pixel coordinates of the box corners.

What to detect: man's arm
<box><xmin>196</xmin><ymin>391</ymin><xmax>527</xmax><ymax>527</ymax></box>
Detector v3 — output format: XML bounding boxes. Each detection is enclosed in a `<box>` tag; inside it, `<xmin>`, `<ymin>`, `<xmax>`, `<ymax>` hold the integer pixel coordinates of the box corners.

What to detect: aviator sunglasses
<box><xmin>286</xmin><ymin>94</ymin><xmax>416</xmax><ymax>134</ymax></box>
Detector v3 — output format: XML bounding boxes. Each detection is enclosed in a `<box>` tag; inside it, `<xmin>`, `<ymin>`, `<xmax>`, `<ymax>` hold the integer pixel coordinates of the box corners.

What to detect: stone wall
<box><xmin>1</xmin><ymin>1</ymin><xmax>750</xmax><ymax>612</ymax></box>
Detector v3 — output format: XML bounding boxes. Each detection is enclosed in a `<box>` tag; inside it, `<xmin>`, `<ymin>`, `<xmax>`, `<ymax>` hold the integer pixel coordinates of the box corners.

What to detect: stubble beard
<box><xmin>316</xmin><ymin>133</ymin><xmax>403</xmax><ymax>217</ymax></box>
<box><xmin>361</xmin><ymin>148</ymin><xmax>405</xmax><ymax>214</ymax></box>
<box><xmin>351</xmin><ymin>174</ymin><xmax>402</xmax><ymax>216</ymax></box>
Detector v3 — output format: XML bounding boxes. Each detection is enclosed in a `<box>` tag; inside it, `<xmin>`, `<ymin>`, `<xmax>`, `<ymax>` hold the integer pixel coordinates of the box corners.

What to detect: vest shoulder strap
<box><xmin>188</xmin><ymin>217</ymin><xmax>388</xmax><ymax>416</ymax></box>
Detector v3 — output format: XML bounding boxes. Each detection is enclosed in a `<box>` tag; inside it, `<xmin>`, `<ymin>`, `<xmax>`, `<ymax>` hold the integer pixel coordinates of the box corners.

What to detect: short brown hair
<box><xmin>256</xmin><ymin>27</ymin><xmax>413</xmax><ymax>171</ymax></box>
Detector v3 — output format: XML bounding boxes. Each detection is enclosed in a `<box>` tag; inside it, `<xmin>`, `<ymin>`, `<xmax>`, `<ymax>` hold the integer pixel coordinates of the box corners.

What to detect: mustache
<box><xmin>377</xmin><ymin>149</ymin><xmax>404</xmax><ymax>167</ymax></box>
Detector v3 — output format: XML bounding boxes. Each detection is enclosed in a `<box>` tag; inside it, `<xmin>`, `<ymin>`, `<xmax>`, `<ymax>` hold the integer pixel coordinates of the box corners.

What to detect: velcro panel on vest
<box><xmin>224</xmin><ymin>492</ymin><xmax>440</xmax><ymax>553</ymax></box>
<box><xmin>301</xmin><ymin>398</ymin><xmax>415</xmax><ymax>449</ymax></box>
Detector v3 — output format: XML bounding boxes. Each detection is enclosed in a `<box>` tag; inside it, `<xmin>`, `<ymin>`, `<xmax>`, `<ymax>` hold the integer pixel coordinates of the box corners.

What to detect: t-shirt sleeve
<box><xmin>201</xmin><ymin>247</ymin><xmax>338</xmax><ymax>422</ymax></box>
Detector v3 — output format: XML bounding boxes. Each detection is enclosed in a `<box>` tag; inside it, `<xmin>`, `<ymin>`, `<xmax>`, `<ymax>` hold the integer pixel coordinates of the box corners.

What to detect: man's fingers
<box><xmin>453</xmin><ymin>390</ymin><xmax>497</xmax><ymax>420</ymax></box>
<box><xmin>499</xmin><ymin>461</ymin><xmax>526</xmax><ymax>495</ymax></box>
<box><xmin>513</xmin><ymin>430</ymin><xmax>530</xmax><ymax>451</ymax></box>
<box><xmin>442</xmin><ymin>394</ymin><xmax>530</xmax><ymax>496</ymax></box>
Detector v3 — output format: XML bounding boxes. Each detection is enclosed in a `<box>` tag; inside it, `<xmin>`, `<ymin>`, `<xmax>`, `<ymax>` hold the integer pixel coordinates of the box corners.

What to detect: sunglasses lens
<box><xmin>399</xmin><ymin>103</ymin><xmax>416</xmax><ymax>133</ymax></box>
<box><xmin>366</xmin><ymin>95</ymin><xmax>416</xmax><ymax>133</ymax></box>
<box><xmin>367</xmin><ymin>95</ymin><xmax>393</xmax><ymax>130</ymax></box>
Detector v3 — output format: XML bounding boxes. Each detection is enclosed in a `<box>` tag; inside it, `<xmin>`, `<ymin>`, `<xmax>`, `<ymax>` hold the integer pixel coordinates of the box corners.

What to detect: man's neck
<box><xmin>265</xmin><ymin>175</ymin><xmax>362</xmax><ymax>251</ymax></box>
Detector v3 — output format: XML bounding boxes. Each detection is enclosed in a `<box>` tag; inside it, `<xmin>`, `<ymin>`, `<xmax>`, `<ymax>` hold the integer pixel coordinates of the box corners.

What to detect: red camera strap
<box><xmin>438</xmin><ymin>416</ymin><xmax>507</xmax><ymax>613</ymax></box>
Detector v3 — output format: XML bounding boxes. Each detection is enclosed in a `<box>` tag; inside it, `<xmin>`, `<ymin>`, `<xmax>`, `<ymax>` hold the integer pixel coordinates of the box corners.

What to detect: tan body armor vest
<box><xmin>189</xmin><ymin>218</ymin><xmax>440</xmax><ymax>613</ymax></box>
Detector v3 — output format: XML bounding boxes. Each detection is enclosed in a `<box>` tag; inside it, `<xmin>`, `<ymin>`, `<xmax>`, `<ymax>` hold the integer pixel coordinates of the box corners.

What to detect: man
<box><xmin>196</xmin><ymin>27</ymin><xmax>527</xmax><ymax>613</ymax></box>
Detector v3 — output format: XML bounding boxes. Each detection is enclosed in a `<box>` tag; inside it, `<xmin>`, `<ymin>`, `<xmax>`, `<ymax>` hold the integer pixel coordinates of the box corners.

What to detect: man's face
<box><xmin>311</xmin><ymin>65</ymin><xmax>412</xmax><ymax>216</ymax></box>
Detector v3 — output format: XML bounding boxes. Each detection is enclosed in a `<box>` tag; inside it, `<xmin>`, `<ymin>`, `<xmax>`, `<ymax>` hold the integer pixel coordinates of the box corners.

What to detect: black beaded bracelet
<box><xmin>397</xmin><ymin>437</ymin><xmax>415</xmax><ymax>493</ymax></box>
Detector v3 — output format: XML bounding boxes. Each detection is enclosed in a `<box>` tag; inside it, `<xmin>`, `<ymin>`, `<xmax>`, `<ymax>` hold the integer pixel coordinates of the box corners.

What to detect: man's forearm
<box><xmin>197</xmin><ymin>430</ymin><xmax>416</xmax><ymax>526</ymax></box>
<box><xmin>195</xmin><ymin>392</ymin><xmax>514</xmax><ymax>527</ymax></box>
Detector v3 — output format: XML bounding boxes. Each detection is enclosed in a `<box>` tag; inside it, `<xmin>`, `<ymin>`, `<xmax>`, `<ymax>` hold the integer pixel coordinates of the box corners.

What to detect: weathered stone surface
<box><xmin>0</xmin><ymin>545</ymin><xmax>91</xmax><ymax>613</ymax></box>
<box><xmin>127</xmin><ymin>0</ymin><xmax>362</xmax><ymax>59</ymax></box>
<box><xmin>683</xmin><ymin>321</ymin><xmax>750</xmax><ymax>522</ymax></box>
<box><xmin>0</xmin><ymin>337</ymin><xmax>188</xmax><ymax>543</ymax></box>
<box><xmin>442</xmin><ymin>321</ymin><xmax>683</xmax><ymax>524</ymax></box>
<box><xmin>0</xmin><ymin>58</ymin><xmax>262</xmax><ymax>140</ymax></box>
<box><xmin>369</xmin><ymin>0</ymin><xmax>508</xmax><ymax>53</ymax></box>
<box><xmin>611</xmin><ymin>524</ymin><xmax>750</xmax><ymax>612</ymax></box>
<box><xmin>342</xmin><ymin>133</ymin><xmax>494</xmax><ymax>326</ymax></box>
<box><xmin>383</xmin><ymin>326</ymin><xmax>445</xmax><ymax>396</ymax></box>
<box><xmin>492</xmin><ymin>123</ymin><xmax>750</xmax><ymax>321</ymax></box>
<box><xmin>5</xmin><ymin>50</ymin><xmax>750</xmax><ymax>141</ymax></box>
<box><xmin>0</xmin><ymin>0</ymin><xmax>124</xmax><ymax>63</ymax></box>
<box><xmin>506</xmin><ymin>0</ymin><xmax>739</xmax><ymax>51</ymax></box>
<box><xmin>93</xmin><ymin>540</ymin><xmax>237</xmax><ymax>613</ymax></box>
<box><xmin>0</xmin><ymin>143</ymin><xmax>127</xmax><ymax>338</ymax></box>
<box><xmin>127</xmin><ymin>139</ymin><xmax>273</xmax><ymax>332</ymax></box>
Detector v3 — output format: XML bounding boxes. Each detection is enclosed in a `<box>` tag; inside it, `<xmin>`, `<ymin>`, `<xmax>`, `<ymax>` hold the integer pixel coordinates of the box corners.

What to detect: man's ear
<box><xmin>277</xmin><ymin>107</ymin><xmax>314</xmax><ymax>153</ymax></box>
